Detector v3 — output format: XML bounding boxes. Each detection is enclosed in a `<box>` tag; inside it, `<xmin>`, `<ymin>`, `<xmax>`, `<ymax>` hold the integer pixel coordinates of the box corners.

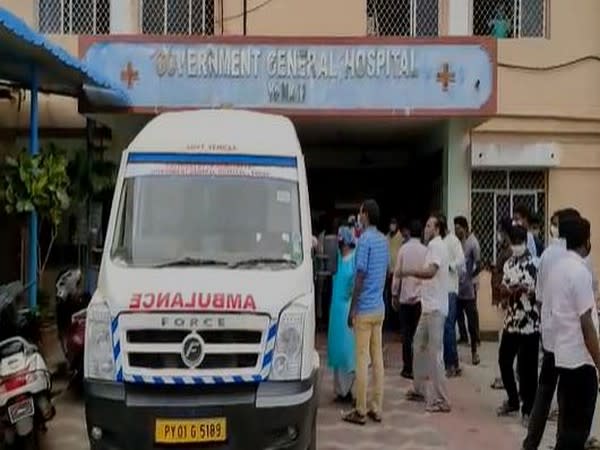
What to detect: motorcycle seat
<box><xmin>0</xmin><ymin>340</ymin><xmax>24</xmax><ymax>359</ymax></box>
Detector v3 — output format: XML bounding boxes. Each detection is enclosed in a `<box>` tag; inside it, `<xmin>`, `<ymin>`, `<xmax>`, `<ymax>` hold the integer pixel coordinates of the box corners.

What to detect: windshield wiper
<box><xmin>229</xmin><ymin>258</ymin><xmax>298</xmax><ymax>269</ymax></box>
<box><xmin>152</xmin><ymin>257</ymin><xmax>230</xmax><ymax>268</ymax></box>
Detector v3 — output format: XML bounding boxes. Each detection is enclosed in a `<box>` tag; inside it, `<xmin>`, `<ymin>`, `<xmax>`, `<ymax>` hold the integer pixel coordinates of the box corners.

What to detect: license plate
<box><xmin>155</xmin><ymin>418</ymin><xmax>227</xmax><ymax>444</ymax></box>
<box><xmin>8</xmin><ymin>397</ymin><xmax>34</xmax><ymax>424</ymax></box>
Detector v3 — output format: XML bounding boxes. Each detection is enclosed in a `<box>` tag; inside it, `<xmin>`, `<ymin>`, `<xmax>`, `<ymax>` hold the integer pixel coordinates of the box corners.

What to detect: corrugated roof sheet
<box><xmin>0</xmin><ymin>7</ymin><xmax>127</xmax><ymax>103</ymax></box>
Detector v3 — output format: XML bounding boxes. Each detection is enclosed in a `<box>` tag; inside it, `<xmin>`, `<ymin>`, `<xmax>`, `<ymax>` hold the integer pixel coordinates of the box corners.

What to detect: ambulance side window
<box><xmin>111</xmin><ymin>179</ymin><xmax>134</xmax><ymax>261</ymax></box>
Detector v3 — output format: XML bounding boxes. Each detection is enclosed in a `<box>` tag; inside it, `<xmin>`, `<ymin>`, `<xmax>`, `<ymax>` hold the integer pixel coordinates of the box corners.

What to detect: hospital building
<box><xmin>1</xmin><ymin>0</ymin><xmax>599</xmax><ymax>333</ymax></box>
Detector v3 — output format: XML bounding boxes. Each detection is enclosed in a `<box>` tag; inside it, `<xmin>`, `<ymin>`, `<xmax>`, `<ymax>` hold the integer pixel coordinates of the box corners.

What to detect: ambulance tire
<box><xmin>307</xmin><ymin>411</ymin><xmax>317</xmax><ymax>450</ymax></box>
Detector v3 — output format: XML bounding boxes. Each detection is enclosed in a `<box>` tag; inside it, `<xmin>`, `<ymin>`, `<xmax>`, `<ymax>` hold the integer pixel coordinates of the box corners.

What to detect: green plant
<box><xmin>68</xmin><ymin>149</ymin><xmax>117</xmax><ymax>203</ymax></box>
<box><xmin>0</xmin><ymin>147</ymin><xmax>70</xmax><ymax>280</ymax></box>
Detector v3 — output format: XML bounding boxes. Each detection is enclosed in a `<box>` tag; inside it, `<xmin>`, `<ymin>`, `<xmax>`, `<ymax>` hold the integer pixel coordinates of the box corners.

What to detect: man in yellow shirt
<box><xmin>386</xmin><ymin>218</ymin><xmax>404</xmax><ymax>325</ymax></box>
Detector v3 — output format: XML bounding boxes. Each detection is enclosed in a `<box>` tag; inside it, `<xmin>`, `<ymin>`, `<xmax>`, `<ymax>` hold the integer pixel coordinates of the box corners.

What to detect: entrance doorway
<box><xmin>296</xmin><ymin>117</ymin><xmax>447</xmax><ymax>330</ymax></box>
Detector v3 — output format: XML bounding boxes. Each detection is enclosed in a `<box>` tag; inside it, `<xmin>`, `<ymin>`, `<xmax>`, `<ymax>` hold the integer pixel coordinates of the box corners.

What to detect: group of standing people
<box><xmin>491</xmin><ymin>206</ymin><xmax>600</xmax><ymax>450</ymax></box>
<box><xmin>325</xmin><ymin>199</ymin><xmax>483</xmax><ymax>423</ymax></box>
<box><xmin>325</xmin><ymin>200</ymin><xmax>600</xmax><ymax>449</ymax></box>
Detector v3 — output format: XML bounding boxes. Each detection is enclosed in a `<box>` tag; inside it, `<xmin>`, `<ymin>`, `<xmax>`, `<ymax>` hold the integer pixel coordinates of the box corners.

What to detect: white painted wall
<box><xmin>110</xmin><ymin>0</ymin><xmax>136</xmax><ymax>33</ymax></box>
<box><xmin>447</xmin><ymin>0</ymin><xmax>470</xmax><ymax>35</ymax></box>
<box><xmin>443</xmin><ymin>119</ymin><xmax>471</xmax><ymax>221</ymax></box>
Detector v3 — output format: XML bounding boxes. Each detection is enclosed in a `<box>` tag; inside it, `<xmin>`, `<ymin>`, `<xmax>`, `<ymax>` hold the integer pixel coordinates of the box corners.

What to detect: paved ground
<box><xmin>39</xmin><ymin>334</ymin><xmax>586</xmax><ymax>450</ymax></box>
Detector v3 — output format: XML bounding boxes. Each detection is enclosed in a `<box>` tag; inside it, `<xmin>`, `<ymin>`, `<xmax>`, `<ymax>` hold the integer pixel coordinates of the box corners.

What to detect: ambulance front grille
<box><xmin>118</xmin><ymin>313</ymin><xmax>271</xmax><ymax>377</ymax></box>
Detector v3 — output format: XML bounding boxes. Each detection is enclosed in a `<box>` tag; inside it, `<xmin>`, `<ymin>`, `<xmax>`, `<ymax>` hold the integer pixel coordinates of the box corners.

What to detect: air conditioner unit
<box><xmin>471</xmin><ymin>141</ymin><xmax>560</xmax><ymax>168</ymax></box>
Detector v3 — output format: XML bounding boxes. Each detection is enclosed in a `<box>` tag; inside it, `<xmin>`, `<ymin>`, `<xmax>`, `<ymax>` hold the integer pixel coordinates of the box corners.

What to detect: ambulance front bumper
<box><xmin>84</xmin><ymin>369</ymin><xmax>319</xmax><ymax>450</ymax></box>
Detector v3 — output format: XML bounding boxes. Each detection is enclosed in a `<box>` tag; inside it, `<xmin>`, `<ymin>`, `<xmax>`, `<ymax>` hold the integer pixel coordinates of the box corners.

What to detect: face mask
<box><xmin>550</xmin><ymin>225</ymin><xmax>559</xmax><ymax>239</ymax></box>
<box><xmin>511</xmin><ymin>244</ymin><xmax>526</xmax><ymax>257</ymax></box>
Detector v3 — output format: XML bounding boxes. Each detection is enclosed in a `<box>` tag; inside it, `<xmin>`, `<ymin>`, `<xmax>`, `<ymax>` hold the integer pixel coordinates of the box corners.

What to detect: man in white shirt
<box><xmin>392</xmin><ymin>220</ymin><xmax>427</xmax><ymax>379</ymax></box>
<box><xmin>441</xmin><ymin>216</ymin><xmax>465</xmax><ymax>377</ymax></box>
<box><xmin>399</xmin><ymin>213</ymin><xmax>451</xmax><ymax>413</ymax></box>
<box><xmin>523</xmin><ymin>208</ymin><xmax>581</xmax><ymax>450</ymax></box>
<box><xmin>547</xmin><ymin>217</ymin><xmax>600</xmax><ymax>450</ymax></box>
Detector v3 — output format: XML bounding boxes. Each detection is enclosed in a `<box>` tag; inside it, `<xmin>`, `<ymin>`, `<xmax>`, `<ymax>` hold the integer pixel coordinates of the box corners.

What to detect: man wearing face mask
<box><xmin>522</xmin><ymin>209</ymin><xmax>579</xmax><ymax>449</ymax></box>
<box><xmin>546</xmin><ymin>217</ymin><xmax>600</xmax><ymax>450</ymax></box>
<box><xmin>522</xmin><ymin>208</ymin><xmax>596</xmax><ymax>449</ymax></box>
<box><xmin>497</xmin><ymin>225</ymin><xmax>540</xmax><ymax>426</ymax></box>
<box><xmin>513</xmin><ymin>204</ymin><xmax>540</xmax><ymax>263</ymax></box>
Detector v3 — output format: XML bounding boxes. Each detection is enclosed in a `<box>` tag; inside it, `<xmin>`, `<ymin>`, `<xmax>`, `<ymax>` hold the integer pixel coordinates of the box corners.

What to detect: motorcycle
<box><xmin>55</xmin><ymin>268</ymin><xmax>90</xmax><ymax>386</ymax></box>
<box><xmin>0</xmin><ymin>283</ymin><xmax>54</xmax><ymax>450</ymax></box>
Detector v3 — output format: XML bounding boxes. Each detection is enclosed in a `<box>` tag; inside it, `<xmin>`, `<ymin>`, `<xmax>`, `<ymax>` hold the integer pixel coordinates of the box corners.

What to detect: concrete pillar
<box><xmin>110</xmin><ymin>0</ymin><xmax>136</xmax><ymax>33</ymax></box>
<box><xmin>443</xmin><ymin>119</ymin><xmax>471</xmax><ymax>222</ymax></box>
<box><xmin>447</xmin><ymin>0</ymin><xmax>470</xmax><ymax>35</ymax></box>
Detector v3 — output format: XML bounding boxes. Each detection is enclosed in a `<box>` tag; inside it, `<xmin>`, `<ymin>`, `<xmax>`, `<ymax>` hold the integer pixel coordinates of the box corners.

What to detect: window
<box><xmin>37</xmin><ymin>0</ymin><xmax>110</xmax><ymax>34</ymax></box>
<box><xmin>367</xmin><ymin>0</ymin><xmax>438</xmax><ymax>37</ymax></box>
<box><xmin>472</xmin><ymin>0</ymin><xmax>547</xmax><ymax>38</ymax></box>
<box><xmin>471</xmin><ymin>170</ymin><xmax>546</xmax><ymax>266</ymax></box>
<box><xmin>141</xmin><ymin>0</ymin><xmax>214</xmax><ymax>35</ymax></box>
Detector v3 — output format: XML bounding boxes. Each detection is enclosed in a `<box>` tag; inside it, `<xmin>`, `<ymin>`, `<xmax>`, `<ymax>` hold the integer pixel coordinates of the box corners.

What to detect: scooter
<box><xmin>0</xmin><ymin>283</ymin><xmax>54</xmax><ymax>450</ymax></box>
<box><xmin>55</xmin><ymin>268</ymin><xmax>90</xmax><ymax>385</ymax></box>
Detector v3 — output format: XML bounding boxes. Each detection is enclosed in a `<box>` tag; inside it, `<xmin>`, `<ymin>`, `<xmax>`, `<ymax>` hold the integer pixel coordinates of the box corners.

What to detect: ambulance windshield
<box><xmin>110</xmin><ymin>174</ymin><xmax>303</xmax><ymax>268</ymax></box>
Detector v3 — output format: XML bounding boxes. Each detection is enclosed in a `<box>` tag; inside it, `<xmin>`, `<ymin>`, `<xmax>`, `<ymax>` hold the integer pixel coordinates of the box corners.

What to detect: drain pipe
<box><xmin>243</xmin><ymin>0</ymin><xmax>247</xmax><ymax>35</ymax></box>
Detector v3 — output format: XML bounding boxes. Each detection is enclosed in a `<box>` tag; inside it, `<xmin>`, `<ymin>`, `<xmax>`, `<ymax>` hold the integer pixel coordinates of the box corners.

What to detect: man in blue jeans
<box><xmin>441</xmin><ymin>215</ymin><xmax>465</xmax><ymax>377</ymax></box>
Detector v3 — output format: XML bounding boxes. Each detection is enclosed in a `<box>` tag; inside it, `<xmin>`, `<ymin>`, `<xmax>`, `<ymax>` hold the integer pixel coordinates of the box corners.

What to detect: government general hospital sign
<box><xmin>80</xmin><ymin>37</ymin><xmax>497</xmax><ymax>115</ymax></box>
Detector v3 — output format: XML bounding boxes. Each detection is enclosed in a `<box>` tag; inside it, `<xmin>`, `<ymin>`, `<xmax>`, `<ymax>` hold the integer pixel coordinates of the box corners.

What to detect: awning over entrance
<box><xmin>0</xmin><ymin>7</ymin><xmax>127</xmax><ymax>309</ymax></box>
<box><xmin>0</xmin><ymin>8</ymin><xmax>127</xmax><ymax>102</ymax></box>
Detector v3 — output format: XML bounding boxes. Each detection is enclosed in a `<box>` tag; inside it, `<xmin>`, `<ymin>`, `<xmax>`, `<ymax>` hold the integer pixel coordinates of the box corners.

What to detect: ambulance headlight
<box><xmin>84</xmin><ymin>298</ymin><xmax>115</xmax><ymax>381</ymax></box>
<box><xmin>270</xmin><ymin>303</ymin><xmax>305</xmax><ymax>381</ymax></box>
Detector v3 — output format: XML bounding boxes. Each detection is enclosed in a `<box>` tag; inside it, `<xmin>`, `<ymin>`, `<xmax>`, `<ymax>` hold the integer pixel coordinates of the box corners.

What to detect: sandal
<box><xmin>497</xmin><ymin>401</ymin><xmax>519</xmax><ymax>417</ymax></box>
<box><xmin>341</xmin><ymin>409</ymin><xmax>366</xmax><ymax>425</ymax></box>
<box><xmin>446</xmin><ymin>367</ymin><xmax>462</xmax><ymax>378</ymax></box>
<box><xmin>491</xmin><ymin>377</ymin><xmax>504</xmax><ymax>390</ymax></box>
<box><xmin>426</xmin><ymin>401</ymin><xmax>451</xmax><ymax>413</ymax></box>
<box><xmin>367</xmin><ymin>410</ymin><xmax>382</xmax><ymax>423</ymax></box>
<box><xmin>405</xmin><ymin>389</ymin><xmax>425</xmax><ymax>402</ymax></box>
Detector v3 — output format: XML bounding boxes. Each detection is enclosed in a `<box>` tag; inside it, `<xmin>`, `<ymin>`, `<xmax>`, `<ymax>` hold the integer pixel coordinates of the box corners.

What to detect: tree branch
<box><xmin>38</xmin><ymin>227</ymin><xmax>57</xmax><ymax>281</ymax></box>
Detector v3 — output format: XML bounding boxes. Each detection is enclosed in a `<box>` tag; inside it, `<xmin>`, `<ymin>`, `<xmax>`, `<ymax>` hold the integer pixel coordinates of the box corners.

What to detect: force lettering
<box><xmin>129</xmin><ymin>292</ymin><xmax>257</xmax><ymax>311</ymax></box>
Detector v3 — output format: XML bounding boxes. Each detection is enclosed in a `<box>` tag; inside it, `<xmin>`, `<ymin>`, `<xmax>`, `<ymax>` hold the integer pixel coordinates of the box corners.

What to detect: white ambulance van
<box><xmin>84</xmin><ymin>110</ymin><xmax>319</xmax><ymax>450</ymax></box>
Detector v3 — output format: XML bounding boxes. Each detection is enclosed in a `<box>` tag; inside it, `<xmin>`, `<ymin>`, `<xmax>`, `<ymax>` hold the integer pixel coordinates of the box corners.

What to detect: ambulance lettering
<box><xmin>129</xmin><ymin>292</ymin><xmax>257</xmax><ymax>311</ymax></box>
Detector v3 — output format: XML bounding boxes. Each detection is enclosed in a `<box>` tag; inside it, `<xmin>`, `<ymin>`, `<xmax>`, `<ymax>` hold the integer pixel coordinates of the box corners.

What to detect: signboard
<box><xmin>81</xmin><ymin>38</ymin><xmax>495</xmax><ymax>114</ymax></box>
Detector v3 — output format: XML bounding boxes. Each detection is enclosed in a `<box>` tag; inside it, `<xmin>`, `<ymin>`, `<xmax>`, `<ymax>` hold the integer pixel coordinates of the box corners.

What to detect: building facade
<box><xmin>1</xmin><ymin>0</ymin><xmax>599</xmax><ymax>333</ymax></box>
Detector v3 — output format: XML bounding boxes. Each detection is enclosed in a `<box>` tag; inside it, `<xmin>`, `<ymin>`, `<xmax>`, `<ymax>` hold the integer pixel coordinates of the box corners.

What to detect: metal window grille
<box><xmin>472</xmin><ymin>0</ymin><xmax>547</xmax><ymax>38</ymax></box>
<box><xmin>471</xmin><ymin>170</ymin><xmax>546</xmax><ymax>266</ymax></box>
<box><xmin>141</xmin><ymin>0</ymin><xmax>214</xmax><ymax>35</ymax></box>
<box><xmin>37</xmin><ymin>0</ymin><xmax>110</xmax><ymax>34</ymax></box>
<box><xmin>367</xmin><ymin>0</ymin><xmax>438</xmax><ymax>37</ymax></box>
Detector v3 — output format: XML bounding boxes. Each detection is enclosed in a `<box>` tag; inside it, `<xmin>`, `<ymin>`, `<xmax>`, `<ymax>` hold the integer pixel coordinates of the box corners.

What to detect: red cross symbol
<box><xmin>120</xmin><ymin>62</ymin><xmax>139</xmax><ymax>89</ymax></box>
<box><xmin>436</xmin><ymin>63</ymin><xmax>456</xmax><ymax>92</ymax></box>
